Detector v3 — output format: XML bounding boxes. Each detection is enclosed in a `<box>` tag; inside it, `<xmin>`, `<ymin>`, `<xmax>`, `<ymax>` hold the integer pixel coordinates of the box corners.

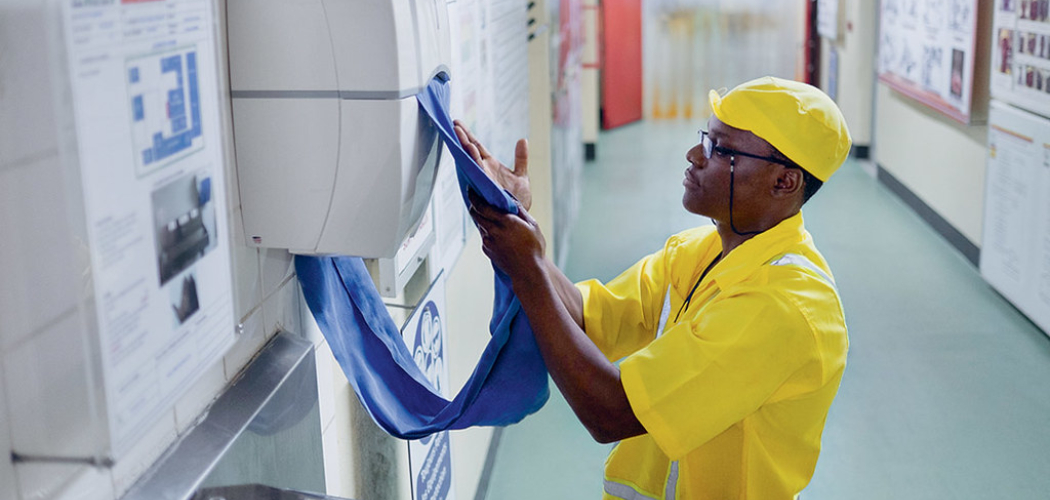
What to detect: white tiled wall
<box><xmin>3</xmin><ymin>313</ymin><xmax>100</xmax><ymax>457</ymax></box>
<box><xmin>0</xmin><ymin>155</ymin><xmax>80</xmax><ymax>353</ymax></box>
<box><xmin>0</xmin><ymin>380</ymin><xmax>20</xmax><ymax>500</ymax></box>
<box><xmin>0</xmin><ymin>1</ymin><xmax>58</xmax><ymax>168</ymax></box>
<box><xmin>1</xmin><ymin>2</ymin><xmax>107</xmax><ymax>498</ymax></box>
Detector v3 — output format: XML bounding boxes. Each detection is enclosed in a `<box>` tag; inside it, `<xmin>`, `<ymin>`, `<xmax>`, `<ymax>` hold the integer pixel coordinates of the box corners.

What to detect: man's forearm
<box><xmin>512</xmin><ymin>259</ymin><xmax>645</xmax><ymax>444</ymax></box>
<box><xmin>545</xmin><ymin>258</ymin><xmax>585</xmax><ymax>329</ymax></box>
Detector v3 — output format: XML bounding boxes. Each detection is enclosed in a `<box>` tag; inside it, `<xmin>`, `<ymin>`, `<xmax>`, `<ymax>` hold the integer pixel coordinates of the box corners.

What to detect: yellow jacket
<box><xmin>577</xmin><ymin>213</ymin><xmax>848</xmax><ymax>499</ymax></box>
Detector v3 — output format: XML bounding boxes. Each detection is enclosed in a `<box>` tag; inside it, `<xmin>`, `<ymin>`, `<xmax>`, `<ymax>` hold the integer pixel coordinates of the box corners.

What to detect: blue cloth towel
<box><xmin>296</xmin><ymin>77</ymin><xmax>549</xmax><ymax>439</ymax></box>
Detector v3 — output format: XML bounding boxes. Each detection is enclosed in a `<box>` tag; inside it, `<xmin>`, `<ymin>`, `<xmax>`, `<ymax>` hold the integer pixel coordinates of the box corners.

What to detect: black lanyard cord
<box><xmin>674</xmin><ymin>255</ymin><xmax>721</xmax><ymax>324</ymax></box>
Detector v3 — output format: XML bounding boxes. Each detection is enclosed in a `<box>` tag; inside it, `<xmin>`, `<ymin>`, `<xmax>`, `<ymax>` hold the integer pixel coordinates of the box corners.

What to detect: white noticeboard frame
<box><xmin>61</xmin><ymin>0</ymin><xmax>235</xmax><ymax>457</ymax></box>
<box><xmin>990</xmin><ymin>0</ymin><xmax>1050</xmax><ymax>119</ymax></box>
<box><xmin>401</xmin><ymin>272</ymin><xmax>456</xmax><ymax>500</ymax></box>
<box><xmin>878</xmin><ymin>0</ymin><xmax>980</xmax><ymax>124</ymax></box>
<box><xmin>980</xmin><ymin>100</ymin><xmax>1050</xmax><ymax>337</ymax></box>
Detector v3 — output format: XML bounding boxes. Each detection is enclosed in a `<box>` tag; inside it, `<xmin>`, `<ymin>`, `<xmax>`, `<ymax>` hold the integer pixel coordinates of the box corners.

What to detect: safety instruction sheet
<box><xmin>62</xmin><ymin>0</ymin><xmax>234</xmax><ymax>456</ymax></box>
<box><xmin>981</xmin><ymin>100</ymin><xmax>1050</xmax><ymax>335</ymax></box>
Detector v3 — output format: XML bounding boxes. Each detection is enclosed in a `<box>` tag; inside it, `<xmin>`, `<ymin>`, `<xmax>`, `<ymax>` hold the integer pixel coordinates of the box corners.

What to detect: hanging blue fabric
<box><xmin>296</xmin><ymin>77</ymin><xmax>549</xmax><ymax>440</ymax></box>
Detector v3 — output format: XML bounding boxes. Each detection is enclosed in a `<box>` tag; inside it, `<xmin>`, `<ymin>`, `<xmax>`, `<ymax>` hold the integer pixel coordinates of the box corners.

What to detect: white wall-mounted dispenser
<box><xmin>227</xmin><ymin>0</ymin><xmax>451</xmax><ymax>258</ymax></box>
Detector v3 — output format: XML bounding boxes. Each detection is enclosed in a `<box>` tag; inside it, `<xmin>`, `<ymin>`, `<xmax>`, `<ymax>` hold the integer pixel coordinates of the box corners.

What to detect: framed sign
<box><xmin>878</xmin><ymin>0</ymin><xmax>980</xmax><ymax>123</ymax></box>
<box><xmin>990</xmin><ymin>0</ymin><xmax>1050</xmax><ymax>118</ymax></box>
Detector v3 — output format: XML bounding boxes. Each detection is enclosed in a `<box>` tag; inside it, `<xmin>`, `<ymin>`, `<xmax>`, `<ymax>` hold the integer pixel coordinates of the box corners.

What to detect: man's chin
<box><xmin>681</xmin><ymin>199</ymin><xmax>708</xmax><ymax>217</ymax></box>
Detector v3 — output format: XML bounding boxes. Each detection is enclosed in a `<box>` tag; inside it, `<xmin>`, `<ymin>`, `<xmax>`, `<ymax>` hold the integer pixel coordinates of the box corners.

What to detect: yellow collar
<box><xmin>710</xmin><ymin>212</ymin><xmax>809</xmax><ymax>289</ymax></box>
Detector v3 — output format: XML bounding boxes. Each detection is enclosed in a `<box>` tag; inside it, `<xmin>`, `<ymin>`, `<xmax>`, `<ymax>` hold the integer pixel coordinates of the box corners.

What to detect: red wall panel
<box><xmin>601</xmin><ymin>0</ymin><xmax>643</xmax><ymax>129</ymax></box>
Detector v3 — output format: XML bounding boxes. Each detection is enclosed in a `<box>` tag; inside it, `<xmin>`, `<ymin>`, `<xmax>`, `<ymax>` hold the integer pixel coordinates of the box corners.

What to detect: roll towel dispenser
<box><xmin>227</xmin><ymin>0</ymin><xmax>452</xmax><ymax>257</ymax></box>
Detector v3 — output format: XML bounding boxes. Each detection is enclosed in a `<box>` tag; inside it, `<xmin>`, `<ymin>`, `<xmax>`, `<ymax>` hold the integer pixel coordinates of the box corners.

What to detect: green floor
<box><xmin>482</xmin><ymin>120</ymin><xmax>1050</xmax><ymax>499</ymax></box>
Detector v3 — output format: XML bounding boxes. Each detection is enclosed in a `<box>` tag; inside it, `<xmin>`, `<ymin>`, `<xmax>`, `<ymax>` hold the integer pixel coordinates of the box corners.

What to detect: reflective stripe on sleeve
<box><xmin>770</xmin><ymin>253</ymin><xmax>836</xmax><ymax>288</ymax></box>
<box><xmin>604</xmin><ymin>480</ymin><xmax>661</xmax><ymax>500</ymax></box>
<box><xmin>604</xmin><ymin>461</ymin><xmax>679</xmax><ymax>500</ymax></box>
<box><xmin>656</xmin><ymin>287</ymin><xmax>671</xmax><ymax>337</ymax></box>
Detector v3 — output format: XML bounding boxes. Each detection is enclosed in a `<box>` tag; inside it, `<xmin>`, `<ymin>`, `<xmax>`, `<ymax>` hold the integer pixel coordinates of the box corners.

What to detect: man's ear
<box><xmin>772</xmin><ymin>167</ymin><xmax>804</xmax><ymax>198</ymax></box>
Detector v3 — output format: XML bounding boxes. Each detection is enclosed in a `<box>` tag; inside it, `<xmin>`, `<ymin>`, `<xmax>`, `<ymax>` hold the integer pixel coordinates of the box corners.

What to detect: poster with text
<box><xmin>991</xmin><ymin>0</ymin><xmax>1050</xmax><ymax>118</ymax></box>
<box><xmin>878</xmin><ymin>0</ymin><xmax>980</xmax><ymax>123</ymax></box>
<box><xmin>402</xmin><ymin>272</ymin><xmax>455</xmax><ymax>500</ymax></box>
<box><xmin>980</xmin><ymin>100</ymin><xmax>1050</xmax><ymax>336</ymax></box>
<box><xmin>63</xmin><ymin>0</ymin><xmax>235</xmax><ymax>456</ymax></box>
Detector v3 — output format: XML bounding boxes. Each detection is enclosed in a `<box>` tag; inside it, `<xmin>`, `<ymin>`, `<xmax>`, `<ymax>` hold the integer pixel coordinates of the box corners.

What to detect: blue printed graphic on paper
<box><xmin>416</xmin><ymin>431</ymin><xmax>452</xmax><ymax>500</ymax></box>
<box><xmin>127</xmin><ymin>48</ymin><xmax>204</xmax><ymax>173</ymax></box>
<box><xmin>411</xmin><ymin>301</ymin><xmax>452</xmax><ymax>500</ymax></box>
<box><xmin>132</xmin><ymin>95</ymin><xmax>144</xmax><ymax>121</ymax></box>
<box><xmin>412</xmin><ymin>301</ymin><xmax>445</xmax><ymax>396</ymax></box>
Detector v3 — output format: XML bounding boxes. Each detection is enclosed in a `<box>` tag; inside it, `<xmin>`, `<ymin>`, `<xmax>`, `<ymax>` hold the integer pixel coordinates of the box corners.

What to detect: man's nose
<box><xmin>686</xmin><ymin>144</ymin><xmax>705</xmax><ymax>166</ymax></box>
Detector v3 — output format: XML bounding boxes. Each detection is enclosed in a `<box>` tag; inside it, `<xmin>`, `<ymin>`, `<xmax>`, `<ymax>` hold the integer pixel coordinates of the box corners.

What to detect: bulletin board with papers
<box><xmin>990</xmin><ymin>0</ymin><xmax>1050</xmax><ymax>119</ymax></box>
<box><xmin>980</xmin><ymin>101</ymin><xmax>1050</xmax><ymax>336</ymax></box>
<box><xmin>878</xmin><ymin>0</ymin><xmax>980</xmax><ymax>123</ymax></box>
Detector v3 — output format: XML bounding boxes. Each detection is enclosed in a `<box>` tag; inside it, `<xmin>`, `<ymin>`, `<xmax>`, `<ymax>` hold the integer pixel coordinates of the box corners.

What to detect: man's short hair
<box><xmin>772</xmin><ymin>149</ymin><xmax>823</xmax><ymax>204</ymax></box>
<box><xmin>800</xmin><ymin>169</ymin><xmax>823</xmax><ymax>204</ymax></box>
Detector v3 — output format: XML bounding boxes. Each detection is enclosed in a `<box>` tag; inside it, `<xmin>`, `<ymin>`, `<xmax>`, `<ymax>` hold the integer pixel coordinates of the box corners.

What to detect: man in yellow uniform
<box><xmin>459</xmin><ymin>76</ymin><xmax>851</xmax><ymax>499</ymax></box>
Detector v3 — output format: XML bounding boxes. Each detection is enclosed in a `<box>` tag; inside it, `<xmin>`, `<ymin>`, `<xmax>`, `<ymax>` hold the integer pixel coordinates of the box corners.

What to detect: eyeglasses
<box><xmin>697</xmin><ymin>130</ymin><xmax>793</xmax><ymax>166</ymax></box>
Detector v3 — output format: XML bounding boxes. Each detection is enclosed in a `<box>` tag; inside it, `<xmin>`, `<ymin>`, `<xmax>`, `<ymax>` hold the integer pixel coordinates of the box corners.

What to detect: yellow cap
<box><xmin>708</xmin><ymin>76</ymin><xmax>852</xmax><ymax>182</ymax></box>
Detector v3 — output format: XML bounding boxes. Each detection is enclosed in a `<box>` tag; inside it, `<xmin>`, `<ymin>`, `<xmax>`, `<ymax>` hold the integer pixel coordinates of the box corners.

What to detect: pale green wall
<box><xmin>874</xmin><ymin>84</ymin><xmax>989</xmax><ymax>246</ymax></box>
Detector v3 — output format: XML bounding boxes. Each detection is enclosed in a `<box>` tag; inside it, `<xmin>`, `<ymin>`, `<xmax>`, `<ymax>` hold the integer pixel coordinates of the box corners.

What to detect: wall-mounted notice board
<box><xmin>980</xmin><ymin>100</ymin><xmax>1050</xmax><ymax>336</ymax></box>
<box><xmin>991</xmin><ymin>0</ymin><xmax>1050</xmax><ymax>119</ymax></box>
<box><xmin>878</xmin><ymin>0</ymin><xmax>980</xmax><ymax>123</ymax></box>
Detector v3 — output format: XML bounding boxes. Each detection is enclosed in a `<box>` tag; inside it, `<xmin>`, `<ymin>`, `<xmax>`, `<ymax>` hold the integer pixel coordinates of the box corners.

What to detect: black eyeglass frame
<box><xmin>697</xmin><ymin>129</ymin><xmax>796</xmax><ymax>167</ymax></box>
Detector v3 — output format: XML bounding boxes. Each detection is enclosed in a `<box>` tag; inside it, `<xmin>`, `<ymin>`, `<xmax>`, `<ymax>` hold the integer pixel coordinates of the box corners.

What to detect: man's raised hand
<box><xmin>454</xmin><ymin>120</ymin><xmax>532</xmax><ymax>211</ymax></box>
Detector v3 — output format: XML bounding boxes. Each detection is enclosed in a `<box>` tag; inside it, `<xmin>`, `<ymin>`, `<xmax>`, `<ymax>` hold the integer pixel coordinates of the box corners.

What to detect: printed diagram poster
<box><xmin>878</xmin><ymin>0</ymin><xmax>979</xmax><ymax>123</ymax></box>
<box><xmin>980</xmin><ymin>101</ymin><xmax>1050</xmax><ymax>336</ymax></box>
<box><xmin>991</xmin><ymin>0</ymin><xmax>1050</xmax><ymax>118</ymax></box>
<box><xmin>62</xmin><ymin>0</ymin><xmax>235</xmax><ymax>456</ymax></box>
<box><xmin>402</xmin><ymin>273</ymin><xmax>455</xmax><ymax>500</ymax></box>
